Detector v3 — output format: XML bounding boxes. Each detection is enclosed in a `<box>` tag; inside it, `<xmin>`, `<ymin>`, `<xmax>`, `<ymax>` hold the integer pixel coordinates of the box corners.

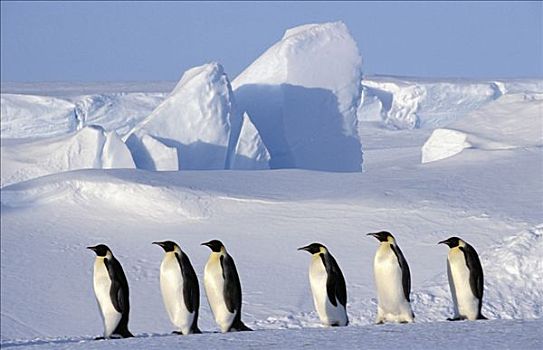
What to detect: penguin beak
<box><xmin>438</xmin><ymin>239</ymin><xmax>448</xmax><ymax>245</ymax></box>
<box><xmin>86</xmin><ymin>246</ymin><xmax>96</xmax><ymax>251</ymax></box>
<box><xmin>201</xmin><ymin>241</ymin><xmax>211</xmax><ymax>248</ymax></box>
<box><xmin>297</xmin><ymin>245</ymin><xmax>309</xmax><ymax>252</ymax></box>
<box><xmin>152</xmin><ymin>241</ymin><xmax>164</xmax><ymax>247</ymax></box>
<box><xmin>367</xmin><ymin>232</ymin><xmax>379</xmax><ymax>239</ymax></box>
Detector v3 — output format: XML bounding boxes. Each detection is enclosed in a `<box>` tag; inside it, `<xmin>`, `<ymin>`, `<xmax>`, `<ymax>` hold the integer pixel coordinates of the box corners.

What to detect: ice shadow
<box><xmin>126</xmin><ymin>134</ymin><xmax>262</xmax><ymax>171</ymax></box>
<box><xmin>235</xmin><ymin>83</ymin><xmax>362</xmax><ymax>172</ymax></box>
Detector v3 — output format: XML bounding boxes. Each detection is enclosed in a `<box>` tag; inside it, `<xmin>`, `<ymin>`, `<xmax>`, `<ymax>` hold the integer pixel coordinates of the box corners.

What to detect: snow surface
<box><xmin>1</xmin><ymin>319</ymin><xmax>541</xmax><ymax>350</ymax></box>
<box><xmin>1</xmin><ymin>20</ymin><xmax>543</xmax><ymax>350</ymax></box>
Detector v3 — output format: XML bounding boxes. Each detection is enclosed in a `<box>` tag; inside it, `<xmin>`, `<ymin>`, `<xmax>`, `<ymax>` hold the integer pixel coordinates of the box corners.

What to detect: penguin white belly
<box><xmin>448</xmin><ymin>249</ymin><xmax>479</xmax><ymax>320</ymax></box>
<box><xmin>93</xmin><ymin>258</ymin><xmax>122</xmax><ymax>337</ymax></box>
<box><xmin>374</xmin><ymin>245</ymin><xmax>413</xmax><ymax>322</ymax></box>
<box><xmin>309</xmin><ymin>256</ymin><xmax>347</xmax><ymax>326</ymax></box>
<box><xmin>204</xmin><ymin>256</ymin><xmax>235</xmax><ymax>333</ymax></box>
<box><xmin>160</xmin><ymin>254</ymin><xmax>194</xmax><ymax>334</ymax></box>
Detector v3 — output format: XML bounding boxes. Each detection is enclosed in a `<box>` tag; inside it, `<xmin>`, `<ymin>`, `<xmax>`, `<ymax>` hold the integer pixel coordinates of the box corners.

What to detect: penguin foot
<box><xmin>230</xmin><ymin>321</ymin><xmax>253</xmax><ymax>332</ymax></box>
<box><xmin>172</xmin><ymin>331</ymin><xmax>184</xmax><ymax>335</ymax></box>
<box><xmin>374</xmin><ymin>321</ymin><xmax>385</xmax><ymax>325</ymax></box>
<box><xmin>94</xmin><ymin>336</ymin><xmax>105</xmax><ymax>341</ymax></box>
<box><xmin>230</xmin><ymin>326</ymin><xmax>253</xmax><ymax>332</ymax></box>
<box><xmin>447</xmin><ymin>317</ymin><xmax>465</xmax><ymax>321</ymax></box>
<box><xmin>477</xmin><ymin>314</ymin><xmax>488</xmax><ymax>320</ymax></box>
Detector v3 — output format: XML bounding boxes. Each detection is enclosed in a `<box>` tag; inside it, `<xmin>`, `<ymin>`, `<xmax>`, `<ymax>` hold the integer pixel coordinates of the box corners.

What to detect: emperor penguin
<box><xmin>87</xmin><ymin>244</ymin><xmax>133</xmax><ymax>339</ymax></box>
<box><xmin>438</xmin><ymin>237</ymin><xmax>487</xmax><ymax>321</ymax></box>
<box><xmin>153</xmin><ymin>240</ymin><xmax>201</xmax><ymax>335</ymax></box>
<box><xmin>298</xmin><ymin>243</ymin><xmax>349</xmax><ymax>327</ymax></box>
<box><xmin>367</xmin><ymin>231</ymin><xmax>414</xmax><ymax>324</ymax></box>
<box><xmin>201</xmin><ymin>240</ymin><xmax>252</xmax><ymax>333</ymax></box>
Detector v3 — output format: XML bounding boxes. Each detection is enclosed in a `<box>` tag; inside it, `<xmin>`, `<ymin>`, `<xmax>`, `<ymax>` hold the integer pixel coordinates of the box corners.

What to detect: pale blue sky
<box><xmin>1</xmin><ymin>1</ymin><xmax>541</xmax><ymax>82</ymax></box>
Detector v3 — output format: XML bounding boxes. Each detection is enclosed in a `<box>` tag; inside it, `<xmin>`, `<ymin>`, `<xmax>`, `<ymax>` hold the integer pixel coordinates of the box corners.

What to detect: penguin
<box><xmin>298</xmin><ymin>243</ymin><xmax>348</xmax><ymax>327</ymax></box>
<box><xmin>201</xmin><ymin>240</ymin><xmax>252</xmax><ymax>333</ymax></box>
<box><xmin>153</xmin><ymin>240</ymin><xmax>201</xmax><ymax>335</ymax></box>
<box><xmin>438</xmin><ymin>236</ymin><xmax>487</xmax><ymax>321</ymax></box>
<box><xmin>367</xmin><ymin>231</ymin><xmax>414</xmax><ymax>324</ymax></box>
<box><xmin>87</xmin><ymin>244</ymin><xmax>133</xmax><ymax>339</ymax></box>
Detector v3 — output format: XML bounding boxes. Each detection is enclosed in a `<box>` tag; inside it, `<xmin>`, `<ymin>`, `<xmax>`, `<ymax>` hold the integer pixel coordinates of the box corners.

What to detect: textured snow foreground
<box><xmin>1</xmin><ymin>21</ymin><xmax>543</xmax><ymax>349</ymax></box>
<box><xmin>2</xmin><ymin>319</ymin><xmax>541</xmax><ymax>350</ymax></box>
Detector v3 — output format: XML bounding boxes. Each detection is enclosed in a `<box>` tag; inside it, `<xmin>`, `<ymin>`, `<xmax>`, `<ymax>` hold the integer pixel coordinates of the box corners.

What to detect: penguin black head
<box><xmin>367</xmin><ymin>231</ymin><xmax>395</xmax><ymax>243</ymax></box>
<box><xmin>201</xmin><ymin>240</ymin><xmax>224</xmax><ymax>253</ymax></box>
<box><xmin>87</xmin><ymin>244</ymin><xmax>111</xmax><ymax>257</ymax></box>
<box><xmin>153</xmin><ymin>240</ymin><xmax>179</xmax><ymax>252</ymax></box>
<box><xmin>438</xmin><ymin>237</ymin><xmax>462</xmax><ymax>248</ymax></box>
<box><xmin>298</xmin><ymin>243</ymin><xmax>326</xmax><ymax>254</ymax></box>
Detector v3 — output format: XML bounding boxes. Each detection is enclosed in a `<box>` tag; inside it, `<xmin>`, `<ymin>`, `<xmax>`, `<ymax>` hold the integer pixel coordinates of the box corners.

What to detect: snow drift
<box><xmin>1</xmin><ymin>125</ymin><xmax>135</xmax><ymax>187</ymax></box>
<box><xmin>1</xmin><ymin>93</ymin><xmax>165</xmax><ymax>139</ymax></box>
<box><xmin>421</xmin><ymin>93</ymin><xmax>543</xmax><ymax>163</ymax></box>
<box><xmin>1</xmin><ymin>94</ymin><xmax>78</xmax><ymax>138</ymax></box>
<box><xmin>361</xmin><ymin>77</ymin><xmax>503</xmax><ymax>129</ymax></box>
<box><xmin>233</xmin><ymin>21</ymin><xmax>363</xmax><ymax>171</ymax></box>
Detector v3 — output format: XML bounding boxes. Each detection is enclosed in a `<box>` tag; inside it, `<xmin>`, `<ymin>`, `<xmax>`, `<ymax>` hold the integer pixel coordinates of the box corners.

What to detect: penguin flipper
<box><xmin>176</xmin><ymin>252</ymin><xmax>200</xmax><ymax>314</ymax></box>
<box><xmin>460</xmin><ymin>245</ymin><xmax>484</xmax><ymax>299</ymax></box>
<box><xmin>320</xmin><ymin>253</ymin><xmax>347</xmax><ymax>308</ymax></box>
<box><xmin>104</xmin><ymin>258</ymin><xmax>133</xmax><ymax>338</ymax></box>
<box><xmin>104</xmin><ymin>258</ymin><xmax>130</xmax><ymax>315</ymax></box>
<box><xmin>220</xmin><ymin>255</ymin><xmax>242</xmax><ymax>314</ymax></box>
<box><xmin>391</xmin><ymin>244</ymin><xmax>411</xmax><ymax>302</ymax></box>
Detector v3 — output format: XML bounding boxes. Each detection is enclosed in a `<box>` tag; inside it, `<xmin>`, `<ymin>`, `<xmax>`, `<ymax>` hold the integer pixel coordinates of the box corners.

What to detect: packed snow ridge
<box><xmin>233</xmin><ymin>21</ymin><xmax>363</xmax><ymax>171</ymax></box>
<box><xmin>125</xmin><ymin>62</ymin><xmax>239</xmax><ymax>170</ymax></box>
